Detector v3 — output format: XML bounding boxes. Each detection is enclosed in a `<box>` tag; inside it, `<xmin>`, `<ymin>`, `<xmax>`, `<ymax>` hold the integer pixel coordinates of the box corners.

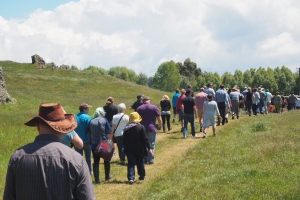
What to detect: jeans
<box><xmin>114</xmin><ymin>136</ymin><xmax>126</xmax><ymax>162</ymax></box>
<box><xmin>145</xmin><ymin>132</ymin><xmax>156</xmax><ymax>163</ymax></box>
<box><xmin>183</xmin><ymin>114</ymin><xmax>196</xmax><ymax>138</ymax></box>
<box><xmin>126</xmin><ymin>152</ymin><xmax>145</xmax><ymax>181</ymax></box>
<box><xmin>217</xmin><ymin>102</ymin><xmax>226</xmax><ymax>125</ymax></box>
<box><xmin>246</xmin><ymin>101</ymin><xmax>252</xmax><ymax>115</ymax></box>
<box><xmin>259</xmin><ymin>99</ymin><xmax>264</xmax><ymax>113</ymax></box>
<box><xmin>75</xmin><ymin>142</ymin><xmax>92</xmax><ymax>173</ymax></box>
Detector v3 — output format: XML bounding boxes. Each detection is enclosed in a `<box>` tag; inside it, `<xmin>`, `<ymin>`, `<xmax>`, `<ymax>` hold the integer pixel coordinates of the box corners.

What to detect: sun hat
<box><xmin>232</xmin><ymin>86</ymin><xmax>238</xmax><ymax>91</ymax></box>
<box><xmin>24</xmin><ymin>103</ymin><xmax>77</xmax><ymax>134</ymax></box>
<box><xmin>129</xmin><ymin>112</ymin><xmax>142</xmax><ymax>123</ymax></box>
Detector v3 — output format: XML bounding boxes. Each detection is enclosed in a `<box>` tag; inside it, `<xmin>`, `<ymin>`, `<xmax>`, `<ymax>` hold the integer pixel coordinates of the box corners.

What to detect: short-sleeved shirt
<box><xmin>176</xmin><ymin>94</ymin><xmax>186</xmax><ymax>112</ymax></box>
<box><xmin>3</xmin><ymin>134</ymin><xmax>95</xmax><ymax>200</ymax></box>
<box><xmin>205</xmin><ymin>88</ymin><xmax>215</xmax><ymax>96</ymax></box>
<box><xmin>182</xmin><ymin>96</ymin><xmax>195</xmax><ymax>114</ymax></box>
<box><xmin>195</xmin><ymin>92</ymin><xmax>207</xmax><ymax>110</ymax></box>
<box><xmin>131</xmin><ymin>101</ymin><xmax>143</xmax><ymax>111</ymax></box>
<box><xmin>172</xmin><ymin>93</ymin><xmax>181</xmax><ymax>107</ymax></box>
<box><xmin>137</xmin><ymin>103</ymin><xmax>161</xmax><ymax>132</ymax></box>
<box><xmin>61</xmin><ymin>130</ymin><xmax>76</xmax><ymax>146</ymax></box>
<box><xmin>112</xmin><ymin>113</ymin><xmax>129</xmax><ymax>137</ymax></box>
<box><xmin>75</xmin><ymin>112</ymin><xmax>92</xmax><ymax>143</ymax></box>
<box><xmin>89</xmin><ymin>116</ymin><xmax>112</xmax><ymax>146</ymax></box>
<box><xmin>230</xmin><ymin>91</ymin><xmax>240</xmax><ymax>101</ymax></box>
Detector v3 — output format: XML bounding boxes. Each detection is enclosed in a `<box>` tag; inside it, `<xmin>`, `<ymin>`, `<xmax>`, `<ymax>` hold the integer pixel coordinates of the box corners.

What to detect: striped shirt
<box><xmin>4</xmin><ymin>134</ymin><xmax>95</xmax><ymax>200</ymax></box>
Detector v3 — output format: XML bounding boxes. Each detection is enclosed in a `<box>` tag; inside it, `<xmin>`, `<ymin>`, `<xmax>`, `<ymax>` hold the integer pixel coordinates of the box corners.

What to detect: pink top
<box><xmin>195</xmin><ymin>92</ymin><xmax>207</xmax><ymax>110</ymax></box>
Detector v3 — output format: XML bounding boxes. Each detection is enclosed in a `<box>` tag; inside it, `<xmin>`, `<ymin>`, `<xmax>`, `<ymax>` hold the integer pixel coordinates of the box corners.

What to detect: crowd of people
<box><xmin>3</xmin><ymin>84</ymin><xmax>300</xmax><ymax>199</ymax></box>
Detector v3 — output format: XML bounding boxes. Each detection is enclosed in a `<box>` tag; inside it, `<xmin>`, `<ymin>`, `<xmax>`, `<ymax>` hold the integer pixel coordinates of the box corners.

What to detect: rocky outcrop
<box><xmin>60</xmin><ymin>64</ymin><xmax>70</xmax><ymax>70</ymax></box>
<box><xmin>47</xmin><ymin>62</ymin><xmax>58</xmax><ymax>70</ymax></box>
<box><xmin>31</xmin><ymin>54</ymin><xmax>45</xmax><ymax>65</ymax></box>
<box><xmin>0</xmin><ymin>67</ymin><xmax>16</xmax><ymax>104</ymax></box>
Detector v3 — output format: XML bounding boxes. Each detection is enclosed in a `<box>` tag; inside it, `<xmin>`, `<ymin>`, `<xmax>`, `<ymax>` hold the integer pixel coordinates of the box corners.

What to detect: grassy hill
<box><xmin>1</xmin><ymin>61</ymin><xmax>300</xmax><ymax>199</ymax></box>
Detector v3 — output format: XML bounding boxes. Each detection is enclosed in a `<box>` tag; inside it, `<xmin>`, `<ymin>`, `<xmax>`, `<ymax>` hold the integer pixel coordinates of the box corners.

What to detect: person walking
<box><xmin>274</xmin><ymin>91</ymin><xmax>283</xmax><ymax>113</ymax></box>
<box><xmin>75</xmin><ymin>103</ymin><xmax>93</xmax><ymax>174</ymax></box>
<box><xmin>89</xmin><ymin>107</ymin><xmax>113</xmax><ymax>184</ymax></box>
<box><xmin>123</xmin><ymin>112</ymin><xmax>153</xmax><ymax>184</ymax></box>
<box><xmin>230</xmin><ymin>86</ymin><xmax>240</xmax><ymax>119</ymax></box>
<box><xmin>266</xmin><ymin>89</ymin><xmax>272</xmax><ymax>113</ymax></box>
<box><xmin>215</xmin><ymin>84</ymin><xmax>228</xmax><ymax>125</ymax></box>
<box><xmin>176</xmin><ymin>89</ymin><xmax>186</xmax><ymax>132</ymax></box>
<box><xmin>171</xmin><ymin>89</ymin><xmax>180</xmax><ymax>123</ymax></box>
<box><xmin>112</xmin><ymin>103</ymin><xmax>129</xmax><ymax>165</ymax></box>
<box><xmin>245</xmin><ymin>87</ymin><xmax>253</xmax><ymax>116</ymax></box>
<box><xmin>4</xmin><ymin>103</ymin><xmax>95</xmax><ymax>200</ymax></box>
<box><xmin>288</xmin><ymin>91</ymin><xmax>297</xmax><ymax>111</ymax></box>
<box><xmin>182</xmin><ymin>89</ymin><xmax>198</xmax><ymax>138</ymax></box>
<box><xmin>129</xmin><ymin>94</ymin><xmax>144</xmax><ymax>111</ymax></box>
<box><xmin>195</xmin><ymin>88</ymin><xmax>207</xmax><ymax>132</ymax></box>
<box><xmin>252</xmin><ymin>88</ymin><xmax>260</xmax><ymax>116</ymax></box>
<box><xmin>160</xmin><ymin>95</ymin><xmax>172</xmax><ymax>133</ymax></box>
<box><xmin>137</xmin><ymin>96</ymin><xmax>162</xmax><ymax>164</ymax></box>
<box><xmin>205</xmin><ymin>83</ymin><xmax>215</xmax><ymax>97</ymax></box>
<box><xmin>258</xmin><ymin>87</ymin><xmax>266</xmax><ymax>114</ymax></box>
<box><xmin>202</xmin><ymin>94</ymin><xmax>221</xmax><ymax>138</ymax></box>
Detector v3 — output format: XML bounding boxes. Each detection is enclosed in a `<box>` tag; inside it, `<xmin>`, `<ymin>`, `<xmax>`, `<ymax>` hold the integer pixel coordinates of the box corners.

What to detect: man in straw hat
<box><xmin>3</xmin><ymin>103</ymin><xmax>95</xmax><ymax>200</ymax></box>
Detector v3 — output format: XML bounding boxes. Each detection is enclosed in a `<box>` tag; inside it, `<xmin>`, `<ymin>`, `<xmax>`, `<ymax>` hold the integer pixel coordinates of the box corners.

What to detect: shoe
<box><xmin>121</xmin><ymin>161</ymin><xmax>126</xmax><ymax>165</ymax></box>
<box><xmin>226</xmin><ymin>118</ymin><xmax>228</xmax><ymax>123</ymax></box>
<box><xmin>105</xmin><ymin>174</ymin><xmax>113</xmax><ymax>181</ymax></box>
<box><xmin>203</xmin><ymin>133</ymin><xmax>206</xmax><ymax>138</ymax></box>
<box><xmin>193</xmin><ymin>134</ymin><xmax>198</xmax><ymax>138</ymax></box>
<box><xmin>172</xmin><ymin>118</ymin><xmax>175</xmax><ymax>123</ymax></box>
<box><xmin>213</xmin><ymin>133</ymin><xmax>216</xmax><ymax>137</ymax></box>
<box><xmin>181</xmin><ymin>127</ymin><xmax>184</xmax><ymax>132</ymax></box>
<box><xmin>128</xmin><ymin>180</ymin><xmax>134</xmax><ymax>185</ymax></box>
<box><xmin>148</xmin><ymin>161</ymin><xmax>154</xmax><ymax>165</ymax></box>
<box><xmin>232</xmin><ymin>115</ymin><xmax>234</xmax><ymax>120</ymax></box>
<box><xmin>139</xmin><ymin>177</ymin><xmax>146</xmax><ymax>181</ymax></box>
<box><xmin>200</xmin><ymin>127</ymin><xmax>202</xmax><ymax>132</ymax></box>
<box><xmin>168</xmin><ymin>127</ymin><xmax>172</xmax><ymax>131</ymax></box>
<box><xmin>237</xmin><ymin>115</ymin><xmax>239</xmax><ymax>119</ymax></box>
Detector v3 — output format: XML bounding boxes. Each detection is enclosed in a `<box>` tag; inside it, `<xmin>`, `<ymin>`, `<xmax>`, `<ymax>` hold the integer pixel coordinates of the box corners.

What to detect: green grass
<box><xmin>1</xmin><ymin>61</ymin><xmax>300</xmax><ymax>199</ymax></box>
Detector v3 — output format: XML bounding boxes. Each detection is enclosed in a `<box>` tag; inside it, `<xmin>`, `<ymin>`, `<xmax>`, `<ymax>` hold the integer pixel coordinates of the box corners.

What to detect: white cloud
<box><xmin>0</xmin><ymin>0</ymin><xmax>300</xmax><ymax>76</ymax></box>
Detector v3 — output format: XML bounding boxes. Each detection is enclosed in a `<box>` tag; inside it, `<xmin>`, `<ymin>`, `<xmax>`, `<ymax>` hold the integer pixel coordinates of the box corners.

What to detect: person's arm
<box><xmin>111</xmin><ymin>124</ymin><xmax>116</xmax><ymax>135</ymax></box>
<box><xmin>72</xmin><ymin>133</ymin><xmax>84</xmax><ymax>149</ymax></box>
<box><xmin>156</xmin><ymin>115</ymin><xmax>162</xmax><ymax>130</ymax></box>
<box><xmin>193</xmin><ymin>105</ymin><xmax>198</xmax><ymax>119</ymax></box>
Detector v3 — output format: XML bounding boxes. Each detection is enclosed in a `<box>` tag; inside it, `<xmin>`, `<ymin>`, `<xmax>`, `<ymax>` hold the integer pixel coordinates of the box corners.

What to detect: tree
<box><xmin>108</xmin><ymin>66</ymin><xmax>137</xmax><ymax>83</ymax></box>
<box><xmin>183</xmin><ymin>58</ymin><xmax>197</xmax><ymax>81</ymax></box>
<box><xmin>152</xmin><ymin>61</ymin><xmax>181</xmax><ymax>92</ymax></box>
<box><xmin>148</xmin><ymin>77</ymin><xmax>153</xmax><ymax>88</ymax></box>
<box><xmin>243</xmin><ymin>70</ymin><xmax>253</xmax><ymax>88</ymax></box>
<box><xmin>83</xmin><ymin>65</ymin><xmax>108</xmax><ymax>75</ymax></box>
<box><xmin>136</xmin><ymin>73</ymin><xmax>148</xmax><ymax>86</ymax></box>
<box><xmin>234</xmin><ymin>69</ymin><xmax>244</xmax><ymax>88</ymax></box>
<box><xmin>221</xmin><ymin>72</ymin><xmax>235</xmax><ymax>89</ymax></box>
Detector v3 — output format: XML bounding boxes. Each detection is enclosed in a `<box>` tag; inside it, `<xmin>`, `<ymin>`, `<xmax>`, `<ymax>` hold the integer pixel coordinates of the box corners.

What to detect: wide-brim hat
<box><xmin>232</xmin><ymin>86</ymin><xmax>238</xmax><ymax>91</ymax></box>
<box><xmin>24</xmin><ymin>103</ymin><xmax>77</xmax><ymax>134</ymax></box>
<box><xmin>129</xmin><ymin>112</ymin><xmax>142</xmax><ymax>123</ymax></box>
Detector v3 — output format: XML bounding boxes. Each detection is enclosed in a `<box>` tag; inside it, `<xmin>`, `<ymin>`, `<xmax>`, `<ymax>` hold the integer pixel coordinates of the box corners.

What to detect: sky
<box><xmin>0</xmin><ymin>0</ymin><xmax>300</xmax><ymax>77</ymax></box>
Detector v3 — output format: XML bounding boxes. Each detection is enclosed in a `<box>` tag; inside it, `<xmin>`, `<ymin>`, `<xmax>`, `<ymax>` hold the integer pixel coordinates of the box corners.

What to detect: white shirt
<box><xmin>112</xmin><ymin>113</ymin><xmax>129</xmax><ymax>137</ymax></box>
<box><xmin>267</xmin><ymin>92</ymin><xmax>272</xmax><ymax>102</ymax></box>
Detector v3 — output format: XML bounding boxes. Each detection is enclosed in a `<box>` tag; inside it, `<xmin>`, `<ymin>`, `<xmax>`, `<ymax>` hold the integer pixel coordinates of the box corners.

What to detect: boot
<box><xmin>163</xmin><ymin>124</ymin><xmax>166</xmax><ymax>133</ymax></box>
<box><xmin>93</xmin><ymin>164</ymin><xmax>100</xmax><ymax>184</ymax></box>
<box><xmin>167</xmin><ymin>123</ymin><xmax>172</xmax><ymax>131</ymax></box>
<box><xmin>104</xmin><ymin>162</ymin><xmax>113</xmax><ymax>181</ymax></box>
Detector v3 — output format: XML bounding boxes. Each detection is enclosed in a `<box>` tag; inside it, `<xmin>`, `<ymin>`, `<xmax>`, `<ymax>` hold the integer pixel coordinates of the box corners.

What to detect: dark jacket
<box><xmin>123</xmin><ymin>123</ymin><xmax>151</xmax><ymax>157</ymax></box>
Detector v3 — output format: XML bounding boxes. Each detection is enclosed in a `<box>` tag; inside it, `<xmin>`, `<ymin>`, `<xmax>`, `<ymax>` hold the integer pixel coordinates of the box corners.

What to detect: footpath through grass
<box><xmin>98</xmin><ymin>111</ymin><xmax>300</xmax><ymax>200</ymax></box>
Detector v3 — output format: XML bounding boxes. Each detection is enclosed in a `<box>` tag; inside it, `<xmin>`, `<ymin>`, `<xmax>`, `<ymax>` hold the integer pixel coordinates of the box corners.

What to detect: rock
<box><xmin>31</xmin><ymin>54</ymin><xmax>45</xmax><ymax>65</ymax></box>
<box><xmin>60</xmin><ymin>64</ymin><xmax>70</xmax><ymax>70</ymax></box>
<box><xmin>46</xmin><ymin>62</ymin><xmax>58</xmax><ymax>70</ymax></box>
<box><xmin>0</xmin><ymin>67</ymin><xmax>16</xmax><ymax>104</ymax></box>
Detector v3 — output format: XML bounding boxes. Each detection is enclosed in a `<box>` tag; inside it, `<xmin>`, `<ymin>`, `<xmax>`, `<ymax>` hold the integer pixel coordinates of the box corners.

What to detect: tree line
<box><xmin>71</xmin><ymin>58</ymin><xmax>300</xmax><ymax>95</ymax></box>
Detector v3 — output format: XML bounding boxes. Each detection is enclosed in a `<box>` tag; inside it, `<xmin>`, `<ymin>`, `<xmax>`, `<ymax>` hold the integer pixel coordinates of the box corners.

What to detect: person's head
<box><xmin>200</xmin><ymin>87</ymin><xmax>205</xmax><ymax>92</ymax></box>
<box><xmin>258</xmin><ymin>87</ymin><xmax>261</xmax><ymax>91</ymax></box>
<box><xmin>117</xmin><ymin>103</ymin><xmax>126</xmax><ymax>113</ymax></box>
<box><xmin>105</xmin><ymin>96</ymin><xmax>114</xmax><ymax>106</ymax></box>
<box><xmin>24</xmin><ymin>103</ymin><xmax>78</xmax><ymax>135</ymax></box>
<box><xmin>129</xmin><ymin>112</ymin><xmax>142</xmax><ymax>123</ymax></box>
<box><xmin>291</xmin><ymin>91</ymin><xmax>294</xmax><ymax>94</ymax></box>
<box><xmin>142</xmin><ymin>96</ymin><xmax>151</xmax><ymax>103</ymax></box>
<box><xmin>185</xmin><ymin>89</ymin><xmax>191</xmax><ymax>96</ymax></box>
<box><xmin>207</xmin><ymin>83</ymin><xmax>212</xmax><ymax>88</ymax></box>
<box><xmin>244</xmin><ymin>86</ymin><xmax>247</xmax><ymax>90</ymax></box>
<box><xmin>187</xmin><ymin>85</ymin><xmax>192</xmax><ymax>89</ymax></box>
<box><xmin>207</xmin><ymin>94</ymin><xmax>213</xmax><ymax>100</ymax></box>
<box><xmin>232</xmin><ymin>86</ymin><xmax>238</xmax><ymax>91</ymax></box>
<box><xmin>93</xmin><ymin>107</ymin><xmax>106</xmax><ymax>118</ymax></box>
<box><xmin>253</xmin><ymin>88</ymin><xmax>257</xmax><ymax>92</ymax></box>
<box><xmin>266</xmin><ymin>89</ymin><xmax>269</xmax><ymax>92</ymax></box>
<box><xmin>181</xmin><ymin>89</ymin><xmax>186</xmax><ymax>94</ymax></box>
<box><xmin>247</xmin><ymin>87</ymin><xmax>252</xmax><ymax>92</ymax></box>
<box><xmin>79</xmin><ymin>103</ymin><xmax>92</xmax><ymax>113</ymax></box>
<box><xmin>137</xmin><ymin>94</ymin><xmax>144</xmax><ymax>101</ymax></box>
<box><xmin>220</xmin><ymin>84</ymin><xmax>224</xmax><ymax>89</ymax></box>
<box><xmin>276</xmin><ymin>91</ymin><xmax>279</xmax><ymax>95</ymax></box>
<box><xmin>162</xmin><ymin>95</ymin><xmax>169</xmax><ymax>100</ymax></box>
<box><xmin>175</xmin><ymin>89</ymin><xmax>180</xmax><ymax>93</ymax></box>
